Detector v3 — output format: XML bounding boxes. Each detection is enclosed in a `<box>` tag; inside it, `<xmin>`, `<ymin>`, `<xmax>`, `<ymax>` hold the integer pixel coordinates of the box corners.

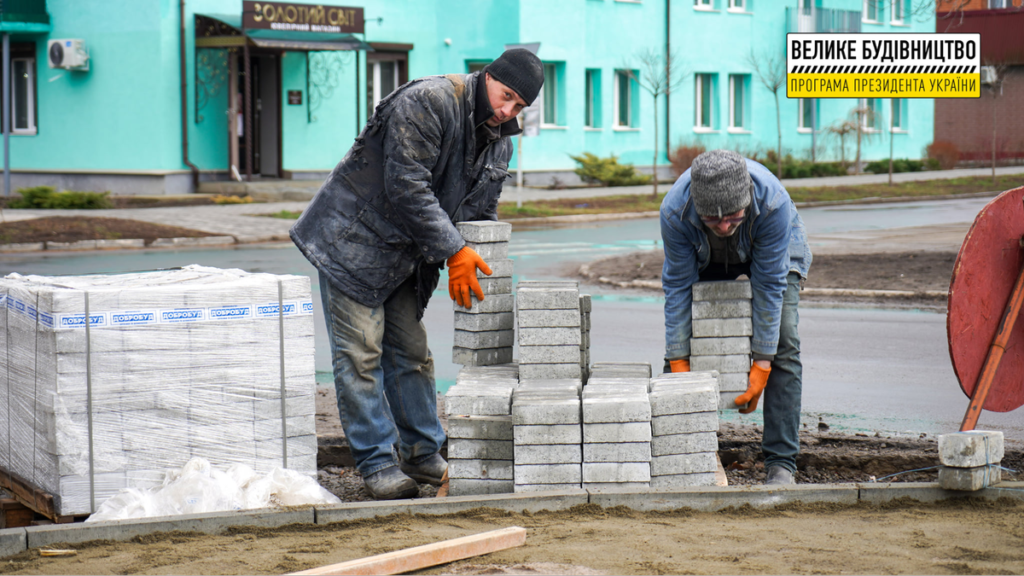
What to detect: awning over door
<box><xmin>194</xmin><ymin>13</ymin><xmax>372</xmax><ymax>51</ymax></box>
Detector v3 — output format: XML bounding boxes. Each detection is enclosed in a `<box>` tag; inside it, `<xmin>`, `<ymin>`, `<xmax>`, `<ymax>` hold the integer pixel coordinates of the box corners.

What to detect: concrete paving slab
<box><xmin>449</xmin><ymin>459</ymin><xmax>514</xmax><ymax>480</ymax></box>
<box><xmin>454</xmin><ymin>329</ymin><xmax>515</xmax><ymax>349</ymax></box>
<box><xmin>454</xmin><ymin>311</ymin><xmax>516</xmax><ymax>332</ymax></box>
<box><xmin>583</xmin><ymin>422</ymin><xmax>652</xmax><ymax>443</ymax></box>
<box><xmin>692</xmin><ymin>299</ymin><xmax>753</xmax><ymax>320</ymax></box>
<box><xmin>454</xmin><ymin>293</ymin><xmax>515</xmax><ymax>313</ymax></box>
<box><xmin>316</xmin><ymin>490</ymin><xmax>588</xmax><ymax>524</ymax></box>
<box><xmin>690</xmin><ymin>355</ymin><xmax>751</xmax><ymax>374</ymax></box>
<box><xmin>583</xmin><ymin>442</ymin><xmax>652</xmax><ymax>463</ymax></box>
<box><xmin>517</xmin><ymin>309</ymin><xmax>581</xmax><ymax>328</ymax></box>
<box><xmin>476</xmin><ymin>277</ymin><xmax>514</xmax><ymax>296</ymax></box>
<box><xmin>692</xmin><ymin>318</ymin><xmax>753</xmax><ymax>338</ymax></box>
<box><xmin>519</xmin><ymin>327</ymin><xmax>582</xmax><ymax>346</ymax></box>
<box><xmin>514</xmin><ymin>484</ymin><xmax>585</xmax><ymax>493</ymax></box>
<box><xmin>691</xmin><ymin>337</ymin><xmax>752</xmax><ymax>356</ymax></box>
<box><xmin>464</xmin><ymin>241</ymin><xmax>509</xmax><ymax>261</ymax></box>
<box><xmin>582</xmin><ymin>396</ymin><xmax>652</xmax><ymax>423</ymax></box>
<box><xmin>518</xmin><ymin>344</ymin><xmax>583</xmax><ymax>364</ymax></box>
<box><xmin>514</xmin><ymin>464</ymin><xmax>583</xmax><ymax>484</ymax></box>
<box><xmin>477</xmin><ymin>259</ymin><xmax>514</xmax><ymax>279</ymax></box>
<box><xmin>514</xmin><ymin>443</ymin><xmax>583</xmax><ymax>464</ymax></box>
<box><xmin>518</xmin><ymin>363</ymin><xmax>582</xmax><ymax>380</ymax></box>
<box><xmin>651</xmin><ymin>412</ymin><xmax>719</xmax><ymax>436</ymax></box>
<box><xmin>25</xmin><ymin>508</ymin><xmax>313</xmax><ymax>549</ymax></box>
<box><xmin>514</xmin><ymin>423</ymin><xmax>583</xmax><ymax>445</ymax></box>
<box><xmin>0</xmin><ymin>528</ymin><xmax>26</xmax><ymax>559</ymax></box>
<box><xmin>447</xmin><ymin>415</ymin><xmax>514</xmax><ymax>440</ymax></box>
<box><xmin>649</xmin><ymin>473</ymin><xmax>718</xmax><ymax>489</ymax></box>
<box><xmin>444</xmin><ymin>394</ymin><xmax>512</xmax><ymax>416</ymax></box>
<box><xmin>692</xmin><ymin>280</ymin><xmax>752</xmax><ymax>302</ymax></box>
<box><xmin>516</xmin><ymin>288</ymin><xmax>580</xmax><ymax>310</ymax></box>
<box><xmin>451</xmin><ymin>346</ymin><xmax>514</xmax><ymax>368</ymax></box>
<box><xmin>512</xmin><ymin>398</ymin><xmax>581</xmax><ymax>425</ymax></box>
<box><xmin>649</xmin><ymin>384</ymin><xmax>719</xmax><ymax>417</ymax></box>
<box><xmin>449</xmin><ymin>479</ymin><xmax>514</xmax><ymax>496</ymax></box>
<box><xmin>652</xmin><ymin>452</ymin><xmax>717</xmax><ymax>475</ymax></box>
<box><xmin>448</xmin><ymin>439</ymin><xmax>514</xmax><ymax>460</ymax></box>
<box><xmin>583</xmin><ymin>462</ymin><xmax>651</xmax><ymax>483</ymax></box>
<box><xmin>651</xmin><ymin>432</ymin><xmax>718</xmax><ymax>456</ymax></box>
<box><xmin>457</xmin><ymin>221</ymin><xmax>513</xmax><ymax>243</ymax></box>
<box><xmin>590</xmin><ymin>484</ymin><xmax>859</xmax><ymax>512</ymax></box>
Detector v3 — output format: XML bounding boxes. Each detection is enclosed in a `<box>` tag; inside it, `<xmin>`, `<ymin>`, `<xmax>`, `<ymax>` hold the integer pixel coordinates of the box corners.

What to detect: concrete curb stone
<box><xmin>149</xmin><ymin>236</ymin><xmax>236</xmax><ymax>247</ymax></box>
<box><xmin>315</xmin><ymin>490</ymin><xmax>589</xmax><ymax>524</ymax></box>
<box><xmin>0</xmin><ymin>242</ymin><xmax>44</xmax><ymax>252</ymax></box>
<box><xmin>589</xmin><ymin>484</ymin><xmax>860</xmax><ymax>512</ymax></box>
<box><xmin>0</xmin><ymin>528</ymin><xmax>26</xmax><ymax>559</ymax></box>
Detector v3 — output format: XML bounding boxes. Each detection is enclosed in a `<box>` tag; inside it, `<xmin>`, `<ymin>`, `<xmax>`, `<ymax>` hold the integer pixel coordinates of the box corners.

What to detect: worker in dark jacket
<box><xmin>291</xmin><ymin>49</ymin><xmax>543</xmax><ymax>500</ymax></box>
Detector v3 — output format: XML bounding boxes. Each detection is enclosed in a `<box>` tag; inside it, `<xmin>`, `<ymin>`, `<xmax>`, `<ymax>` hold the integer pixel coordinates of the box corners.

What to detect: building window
<box><xmin>12</xmin><ymin>57</ymin><xmax>36</xmax><ymax>134</ymax></box>
<box><xmin>540</xmin><ymin>62</ymin><xmax>560</xmax><ymax>126</ymax></box>
<box><xmin>798</xmin><ymin>98</ymin><xmax>816</xmax><ymax>132</ymax></box>
<box><xmin>890</xmin><ymin>98</ymin><xmax>907</xmax><ymax>131</ymax></box>
<box><xmin>728</xmin><ymin>0</ymin><xmax>745</xmax><ymax>10</ymax></box>
<box><xmin>863</xmin><ymin>0</ymin><xmax>881</xmax><ymax>22</ymax></box>
<box><xmin>367</xmin><ymin>52</ymin><xmax>408</xmax><ymax>119</ymax></box>
<box><xmin>988</xmin><ymin>0</ymin><xmax>1007</xmax><ymax>8</ymax></box>
<box><xmin>891</xmin><ymin>0</ymin><xmax>904</xmax><ymax>23</ymax></box>
<box><xmin>467</xmin><ymin>61</ymin><xmax>489</xmax><ymax>73</ymax></box>
<box><xmin>585</xmin><ymin>69</ymin><xmax>601</xmax><ymax>128</ymax></box>
<box><xmin>694</xmin><ymin>0</ymin><xmax>714</xmax><ymax>9</ymax></box>
<box><xmin>614</xmin><ymin>69</ymin><xmax>638</xmax><ymax>128</ymax></box>
<box><xmin>728</xmin><ymin>74</ymin><xmax>747</xmax><ymax>130</ymax></box>
<box><xmin>860</xmin><ymin>98</ymin><xmax>882</xmax><ymax>131</ymax></box>
<box><xmin>695</xmin><ymin>73</ymin><xmax>715</xmax><ymax>130</ymax></box>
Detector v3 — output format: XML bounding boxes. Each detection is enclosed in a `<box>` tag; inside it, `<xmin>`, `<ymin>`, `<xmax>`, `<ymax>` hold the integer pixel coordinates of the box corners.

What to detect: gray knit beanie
<box><xmin>690</xmin><ymin>150</ymin><xmax>753</xmax><ymax>218</ymax></box>
<box><xmin>484</xmin><ymin>49</ymin><xmax>544</xmax><ymax>105</ymax></box>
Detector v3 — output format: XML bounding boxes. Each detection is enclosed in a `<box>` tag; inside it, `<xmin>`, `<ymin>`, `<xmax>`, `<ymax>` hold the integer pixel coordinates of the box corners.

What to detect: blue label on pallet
<box><xmin>300</xmin><ymin>300</ymin><xmax>314</xmax><ymax>315</ymax></box>
<box><xmin>159</xmin><ymin>308</ymin><xmax>205</xmax><ymax>323</ymax></box>
<box><xmin>111</xmin><ymin>311</ymin><xmax>158</xmax><ymax>326</ymax></box>
<box><xmin>39</xmin><ymin>311</ymin><xmax>53</xmax><ymax>328</ymax></box>
<box><xmin>59</xmin><ymin>313</ymin><xmax>108</xmax><ymax>328</ymax></box>
<box><xmin>209</xmin><ymin>305</ymin><xmax>252</xmax><ymax>320</ymax></box>
<box><xmin>255</xmin><ymin>302</ymin><xmax>298</xmax><ymax>318</ymax></box>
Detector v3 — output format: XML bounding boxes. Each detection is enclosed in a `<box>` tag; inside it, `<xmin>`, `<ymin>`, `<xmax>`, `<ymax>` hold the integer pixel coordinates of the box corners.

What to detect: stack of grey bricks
<box><xmin>452</xmin><ymin>221</ymin><xmax>515</xmax><ymax>367</ymax></box>
<box><xmin>444</xmin><ymin>364</ymin><xmax>518</xmax><ymax>495</ymax></box>
<box><xmin>588</xmin><ymin>362</ymin><xmax>652</xmax><ymax>381</ymax></box>
<box><xmin>516</xmin><ymin>281</ymin><xmax>583</xmax><ymax>381</ymax></box>
<box><xmin>690</xmin><ymin>279</ymin><xmax>753</xmax><ymax>410</ymax></box>
<box><xmin>579</xmin><ymin>295</ymin><xmax>592</xmax><ymax>383</ymax></box>
<box><xmin>581</xmin><ymin>375</ymin><xmax>652</xmax><ymax>491</ymax></box>
<box><xmin>512</xmin><ymin>379</ymin><xmax>583</xmax><ymax>492</ymax></box>
<box><xmin>648</xmin><ymin>372</ymin><xmax>720</xmax><ymax>489</ymax></box>
<box><xmin>937</xmin><ymin>430</ymin><xmax>1004</xmax><ymax>491</ymax></box>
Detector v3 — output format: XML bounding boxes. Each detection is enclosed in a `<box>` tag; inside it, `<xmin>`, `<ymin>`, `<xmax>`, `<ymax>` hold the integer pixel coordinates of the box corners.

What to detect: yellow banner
<box><xmin>787</xmin><ymin>74</ymin><xmax>979</xmax><ymax>99</ymax></box>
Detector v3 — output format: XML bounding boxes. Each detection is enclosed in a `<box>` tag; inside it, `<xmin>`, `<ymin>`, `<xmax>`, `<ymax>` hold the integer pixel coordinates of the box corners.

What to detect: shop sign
<box><xmin>242</xmin><ymin>1</ymin><xmax>364</xmax><ymax>34</ymax></box>
<box><xmin>288</xmin><ymin>90</ymin><xmax>303</xmax><ymax>105</ymax></box>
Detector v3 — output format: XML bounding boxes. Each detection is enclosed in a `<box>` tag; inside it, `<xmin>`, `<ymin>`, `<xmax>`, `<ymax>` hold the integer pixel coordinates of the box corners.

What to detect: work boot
<box><xmin>765</xmin><ymin>466</ymin><xmax>795</xmax><ymax>486</ymax></box>
<box><xmin>400</xmin><ymin>453</ymin><xmax>448</xmax><ymax>486</ymax></box>
<box><xmin>362</xmin><ymin>466</ymin><xmax>419</xmax><ymax>500</ymax></box>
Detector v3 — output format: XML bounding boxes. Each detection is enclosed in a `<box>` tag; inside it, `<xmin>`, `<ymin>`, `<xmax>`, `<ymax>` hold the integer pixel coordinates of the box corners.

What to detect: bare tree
<box><xmin>851</xmin><ymin>100</ymin><xmax>880</xmax><ymax>174</ymax></box>
<box><xmin>625</xmin><ymin>48</ymin><xmax>686</xmax><ymax>198</ymax></box>
<box><xmin>746</xmin><ymin>49</ymin><xmax>786</xmax><ymax>180</ymax></box>
<box><xmin>913</xmin><ymin>0</ymin><xmax>1023</xmax><ymax>30</ymax></box>
<box><xmin>825</xmin><ymin>118</ymin><xmax>858</xmax><ymax>173</ymax></box>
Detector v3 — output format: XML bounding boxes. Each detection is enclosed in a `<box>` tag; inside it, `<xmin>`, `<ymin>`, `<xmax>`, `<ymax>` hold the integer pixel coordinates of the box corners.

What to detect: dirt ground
<box><xmin>0</xmin><ymin>216</ymin><xmax>217</xmax><ymax>245</ymax></box>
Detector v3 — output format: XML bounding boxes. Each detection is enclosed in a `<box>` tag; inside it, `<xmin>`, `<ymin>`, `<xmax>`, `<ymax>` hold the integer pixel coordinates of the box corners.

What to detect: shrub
<box><xmin>760</xmin><ymin>155</ymin><xmax>846</xmax><ymax>179</ymax></box>
<box><xmin>926</xmin><ymin>140</ymin><xmax>960</xmax><ymax>170</ymax></box>
<box><xmin>668</xmin><ymin>142</ymin><xmax>706</xmax><ymax>177</ymax></box>
<box><xmin>212</xmin><ymin>194</ymin><xmax>254</xmax><ymax>204</ymax></box>
<box><xmin>8</xmin><ymin>186</ymin><xmax>113</xmax><ymax>209</ymax></box>
<box><xmin>569</xmin><ymin>152</ymin><xmax>651</xmax><ymax>187</ymax></box>
<box><xmin>864</xmin><ymin>158</ymin><xmax>926</xmax><ymax>175</ymax></box>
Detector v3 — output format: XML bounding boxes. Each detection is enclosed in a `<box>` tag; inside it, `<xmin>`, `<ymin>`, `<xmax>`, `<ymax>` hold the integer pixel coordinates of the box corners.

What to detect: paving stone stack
<box><xmin>937</xmin><ymin>430</ymin><xmax>1004</xmax><ymax>491</ymax></box>
<box><xmin>452</xmin><ymin>221</ymin><xmax>515</xmax><ymax>367</ymax></box>
<box><xmin>690</xmin><ymin>279</ymin><xmax>753</xmax><ymax>410</ymax></box>
<box><xmin>647</xmin><ymin>372</ymin><xmax>720</xmax><ymax>489</ymax></box>
<box><xmin>581</xmin><ymin>376</ymin><xmax>652</xmax><ymax>491</ymax></box>
<box><xmin>444</xmin><ymin>364</ymin><xmax>518</xmax><ymax>496</ymax></box>
<box><xmin>512</xmin><ymin>379</ymin><xmax>583</xmax><ymax>492</ymax></box>
<box><xmin>515</xmin><ymin>281</ymin><xmax>582</xmax><ymax>381</ymax></box>
<box><xmin>579</xmin><ymin>295</ymin><xmax>592</xmax><ymax>383</ymax></box>
<box><xmin>587</xmin><ymin>362</ymin><xmax>653</xmax><ymax>382</ymax></box>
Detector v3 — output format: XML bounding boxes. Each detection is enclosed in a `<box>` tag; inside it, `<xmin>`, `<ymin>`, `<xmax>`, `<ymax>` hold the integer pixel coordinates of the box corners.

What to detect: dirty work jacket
<box><xmin>660</xmin><ymin>158</ymin><xmax>812</xmax><ymax>360</ymax></box>
<box><xmin>290</xmin><ymin>72</ymin><xmax>516</xmax><ymax>316</ymax></box>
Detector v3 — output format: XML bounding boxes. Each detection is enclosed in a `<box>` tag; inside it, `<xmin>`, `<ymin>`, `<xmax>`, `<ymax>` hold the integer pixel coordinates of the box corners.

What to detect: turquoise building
<box><xmin>3</xmin><ymin>0</ymin><xmax>935</xmax><ymax>194</ymax></box>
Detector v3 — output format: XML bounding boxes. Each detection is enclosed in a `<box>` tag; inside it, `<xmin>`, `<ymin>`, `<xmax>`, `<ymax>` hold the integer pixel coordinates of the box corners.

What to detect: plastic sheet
<box><xmin>0</xmin><ymin>265</ymin><xmax>318</xmax><ymax>516</ymax></box>
<box><xmin>85</xmin><ymin>457</ymin><xmax>340</xmax><ymax>522</ymax></box>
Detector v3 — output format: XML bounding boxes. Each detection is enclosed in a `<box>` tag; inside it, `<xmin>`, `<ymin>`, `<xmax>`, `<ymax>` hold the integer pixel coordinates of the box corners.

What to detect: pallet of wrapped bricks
<box><xmin>515</xmin><ymin>281</ymin><xmax>582</xmax><ymax>381</ymax></box>
<box><xmin>452</xmin><ymin>221</ymin><xmax>514</xmax><ymax>367</ymax></box>
<box><xmin>648</xmin><ymin>372</ymin><xmax>720</xmax><ymax>489</ymax></box>
<box><xmin>581</xmin><ymin>377</ymin><xmax>651</xmax><ymax>491</ymax></box>
<box><xmin>690</xmin><ymin>280</ymin><xmax>752</xmax><ymax>410</ymax></box>
<box><xmin>444</xmin><ymin>364</ymin><xmax>517</xmax><ymax>495</ymax></box>
<box><xmin>0</xmin><ymin>265</ymin><xmax>317</xmax><ymax>516</ymax></box>
<box><xmin>512</xmin><ymin>379</ymin><xmax>583</xmax><ymax>492</ymax></box>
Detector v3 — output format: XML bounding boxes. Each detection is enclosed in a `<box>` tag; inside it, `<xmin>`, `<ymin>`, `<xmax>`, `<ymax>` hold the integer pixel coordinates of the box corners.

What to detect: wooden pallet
<box><xmin>0</xmin><ymin>467</ymin><xmax>84</xmax><ymax>524</ymax></box>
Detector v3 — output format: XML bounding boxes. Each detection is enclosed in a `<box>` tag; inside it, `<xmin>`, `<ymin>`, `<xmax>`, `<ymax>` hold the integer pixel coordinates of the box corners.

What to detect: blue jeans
<box><xmin>761</xmin><ymin>272</ymin><xmax>803</xmax><ymax>473</ymax></box>
<box><xmin>319</xmin><ymin>272</ymin><xmax>446</xmax><ymax>476</ymax></box>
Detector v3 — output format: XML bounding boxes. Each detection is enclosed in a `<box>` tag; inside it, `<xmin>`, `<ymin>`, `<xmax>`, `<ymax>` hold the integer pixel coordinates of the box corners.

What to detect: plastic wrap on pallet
<box><xmin>0</xmin><ymin>265</ymin><xmax>317</xmax><ymax>517</ymax></box>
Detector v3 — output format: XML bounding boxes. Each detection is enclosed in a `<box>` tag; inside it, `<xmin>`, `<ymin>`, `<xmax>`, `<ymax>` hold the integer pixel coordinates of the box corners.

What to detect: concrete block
<box><xmin>454</xmin><ymin>311</ymin><xmax>515</xmax><ymax>332</ymax></box>
<box><xmin>457</xmin><ymin>221</ymin><xmax>512</xmax><ymax>243</ymax></box>
<box><xmin>938</xmin><ymin>431</ymin><xmax>1004</xmax><ymax>468</ymax></box>
<box><xmin>692</xmin><ymin>280</ymin><xmax>752</xmax><ymax>302</ymax></box>
<box><xmin>582</xmin><ymin>313</ymin><xmax>591</xmax><ymax>331</ymax></box>
<box><xmin>517</xmin><ymin>309</ymin><xmax>581</xmax><ymax>328</ymax></box>
<box><xmin>448</xmin><ymin>478</ymin><xmax>514</xmax><ymax>496</ymax></box>
<box><xmin>518</xmin><ymin>363</ymin><xmax>582</xmax><ymax>380</ymax></box>
<box><xmin>518</xmin><ymin>345</ymin><xmax>583</xmax><ymax>364</ymax></box>
<box><xmin>448</xmin><ymin>439</ymin><xmax>514</xmax><ymax>460</ymax></box>
<box><xmin>515</xmin><ymin>443</ymin><xmax>583</xmax><ymax>464</ymax></box>
<box><xmin>452</xmin><ymin>346</ymin><xmax>514</xmax><ymax>367</ymax></box>
<box><xmin>582</xmin><ymin>396</ymin><xmax>652</xmax><ymax>424</ymax></box>
<box><xmin>516</xmin><ymin>379</ymin><xmax>582</xmax><ymax>393</ymax></box>
<box><xmin>583</xmin><ymin>442</ymin><xmax>652</xmax><ymax>463</ymax></box>
<box><xmin>719</xmin><ymin>391</ymin><xmax>749</xmax><ymax>411</ymax></box>
<box><xmin>519</xmin><ymin>327</ymin><xmax>581</xmax><ymax>346</ymax></box>
<box><xmin>514</xmin><ymin>484</ymin><xmax>584</xmax><ymax>493</ymax></box>
<box><xmin>444</xmin><ymin>394</ymin><xmax>511</xmax><ymax>416</ymax></box>
<box><xmin>449</xmin><ymin>459</ymin><xmax>514</xmax><ymax>480</ymax></box>
<box><xmin>514</xmin><ymin>464</ymin><xmax>582</xmax><ymax>484</ymax></box>
<box><xmin>691</xmin><ymin>337</ymin><xmax>752</xmax><ymax>356</ymax></box>
<box><xmin>582</xmin><ymin>462</ymin><xmax>651</xmax><ymax>483</ymax></box>
<box><xmin>447</xmin><ymin>415</ymin><xmax>514</xmax><ymax>440</ymax></box>
<box><xmin>652</xmin><ymin>432</ymin><xmax>718</xmax><ymax>456</ymax></box>
<box><xmin>585</xmin><ymin>482</ymin><xmax>651</xmax><ymax>492</ymax></box>
<box><xmin>516</xmin><ymin>288</ymin><xmax>580</xmax><ymax>310</ymax></box>
<box><xmin>454</xmin><ymin>293</ymin><xmax>515</xmax><ymax>313</ymax></box>
<box><xmin>649</xmin><ymin>384</ymin><xmax>719</xmax><ymax>417</ymax></box>
<box><xmin>692</xmin><ymin>299</ymin><xmax>753</xmax><ymax>320</ymax></box>
<box><xmin>0</xmin><ymin>528</ymin><xmax>26</xmax><ymax>559</ymax></box>
<box><xmin>938</xmin><ymin>465</ymin><xmax>1002</xmax><ymax>491</ymax></box>
<box><xmin>590</xmin><ymin>362</ymin><xmax>652</xmax><ymax>377</ymax></box>
<box><xmin>649</xmin><ymin>473</ymin><xmax>718</xmax><ymax>489</ymax></box>
<box><xmin>514</xmin><ymin>424</ymin><xmax>582</xmax><ymax>445</ymax></box>
<box><xmin>717</xmin><ymin>372</ymin><xmax>749</xmax><ymax>393</ymax></box>
<box><xmin>583</xmin><ymin>422</ymin><xmax>652</xmax><ymax>443</ymax></box>
<box><xmin>512</xmin><ymin>399</ymin><xmax>581</xmax><ymax>425</ymax></box>
<box><xmin>476</xmin><ymin>277</ymin><xmax>514</xmax><ymax>295</ymax></box>
<box><xmin>855</xmin><ymin>482</ymin><xmax>1024</xmax><ymax>505</ymax></box>
<box><xmin>25</xmin><ymin>509</ymin><xmax>313</xmax><ymax>549</ymax></box>
<box><xmin>651</xmin><ymin>412</ymin><xmax>719</xmax><ymax>436</ymax></box>
<box><xmin>690</xmin><ymin>355</ymin><xmax>750</xmax><ymax>374</ymax></box>
<box><xmin>693</xmin><ymin>317</ymin><xmax>753</xmax><ymax>338</ymax></box>
<box><xmin>446</xmin><ymin>383</ymin><xmax>516</xmax><ymax>396</ymax></box>
<box><xmin>316</xmin><ymin>490</ymin><xmax>588</xmax><ymax>523</ymax></box>
<box><xmin>477</xmin><ymin>258</ymin><xmax>514</xmax><ymax>279</ymax></box>
<box><xmin>464</xmin><ymin>241</ymin><xmax>508</xmax><ymax>261</ymax></box>
<box><xmin>581</xmin><ymin>331</ymin><xmax>590</xmax><ymax>349</ymax></box>
<box><xmin>454</xmin><ymin>329</ymin><xmax>514</xmax><ymax>349</ymax></box>
<box><xmin>651</xmin><ymin>452</ymin><xmax>718</xmax><ymax>475</ymax></box>
<box><xmin>579</xmin><ymin>294</ymin><xmax>592</xmax><ymax>313</ymax></box>
<box><xmin>650</xmin><ymin>371</ymin><xmax>719</xmax><ymax>385</ymax></box>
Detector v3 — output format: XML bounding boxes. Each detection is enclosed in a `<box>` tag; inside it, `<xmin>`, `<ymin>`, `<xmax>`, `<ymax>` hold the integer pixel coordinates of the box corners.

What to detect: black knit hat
<box><xmin>690</xmin><ymin>150</ymin><xmax>753</xmax><ymax>218</ymax></box>
<box><xmin>483</xmin><ymin>49</ymin><xmax>544</xmax><ymax>106</ymax></box>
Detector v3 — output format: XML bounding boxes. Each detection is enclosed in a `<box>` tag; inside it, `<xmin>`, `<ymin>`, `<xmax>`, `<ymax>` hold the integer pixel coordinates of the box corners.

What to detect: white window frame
<box><xmin>862</xmin><ymin>0</ymin><xmax>880</xmax><ymax>23</ymax></box>
<box><xmin>727</xmin><ymin>74</ymin><xmax>748</xmax><ymax>132</ymax></box>
<box><xmin>860</xmin><ymin>98</ymin><xmax>881</xmax><ymax>132</ymax></box>
<box><xmin>728</xmin><ymin>0</ymin><xmax>746</xmax><ymax>11</ymax></box>
<box><xmin>369</xmin><ymin>60</ymin><xmax>399</xmax><ymax>110</ymax></box>
<box><xmin>694</xmin><ymin>0</ymin><xmax>715</xmax><ymax>11</ymax></box>
<box><xmin>12</xmin><ymin>57</ymin><xmax>36</xmax><ymax>135</ymax></box>
<box><xmin>797</xmin><ymin>98</ymin><xmax>815</xmax><ymax>133</ymax></box>
<box><xmin>890</xmin><ymin>0</ymin><xmax>905</xmax><ymax>24</ymax></box>
<box><xmin>539</xmin><ymin>62</ymin><xmax>560</xmax><ymax>128</ymax></box>
<box><xmin>613</xmin><ymin>69</ymin><xmax>638</xmax><ymax>130</ymax></box>
<box><xmin>694</xmin><ymin>73</ymin><xmax>715</xmax><ymax>132</ymax></box>
<box><xmin>585</xmin><ymin>69</ymin><xmax>600</xmax><ymax>129</ymax></box>
<box><xmin>890</xmin><ymin>98</ymin><xmax>908</xmax><ymax>133</ymax></box>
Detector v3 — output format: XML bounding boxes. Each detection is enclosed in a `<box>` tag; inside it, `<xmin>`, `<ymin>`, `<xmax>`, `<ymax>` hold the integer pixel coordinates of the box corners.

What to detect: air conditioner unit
<box><xmin>980</xmin><ymin>66</ymin><xmax>997</xmax><ymax>85</ymax></box>
<box><xmin>47</xmin><ymin>39</ymin><xmax>89</xmax><ymax>71</ymax></box>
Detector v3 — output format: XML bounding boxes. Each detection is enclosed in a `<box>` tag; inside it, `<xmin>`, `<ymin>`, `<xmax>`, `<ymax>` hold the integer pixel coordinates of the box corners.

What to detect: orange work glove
<box><xmin>669</xmin><ymin>359</ymin><xmax>690</xmax><ymax>373</ymax></box>
<box><xmin>446</xmin><ymin>246</ymin><xmax>492</xmax><ymax>309</ymax></box>
<box><xmin>736</xmin><ymin>363</ymin><xmax>771</xmax><ymax>414</ymax></box>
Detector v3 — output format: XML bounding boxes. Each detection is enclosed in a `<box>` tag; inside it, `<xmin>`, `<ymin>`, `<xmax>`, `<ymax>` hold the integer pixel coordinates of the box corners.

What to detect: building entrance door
<box><xmin>237</xmin><ymin>53</ymin><xmax>280</xmax><ymax>178</ymax></box>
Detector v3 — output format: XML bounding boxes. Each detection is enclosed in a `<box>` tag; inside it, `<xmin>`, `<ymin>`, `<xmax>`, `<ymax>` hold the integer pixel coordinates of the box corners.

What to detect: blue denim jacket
<box><xmin>661</xmin><ymin>158</ymin><xmax>811</xmax><ymax>359</ymax></box>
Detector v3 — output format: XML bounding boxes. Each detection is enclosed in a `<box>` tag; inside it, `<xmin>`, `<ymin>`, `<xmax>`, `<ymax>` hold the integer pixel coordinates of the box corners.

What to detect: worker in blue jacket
<box><xmin>660</xmin><ymin>149</ymin><xmax>812</xmax><ymax>484</ymax></box>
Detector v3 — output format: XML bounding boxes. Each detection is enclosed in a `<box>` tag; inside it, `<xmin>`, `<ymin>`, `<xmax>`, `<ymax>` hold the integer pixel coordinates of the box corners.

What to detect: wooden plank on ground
<box><xmin>288</xmin><ymin>526</ymin><xmax>527</xmax><ymax>576</ymax></box>
<box><xmin>715</xmin><ymin>453</ymin><xmax>728</xmax><ymax>487</ymax></box>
